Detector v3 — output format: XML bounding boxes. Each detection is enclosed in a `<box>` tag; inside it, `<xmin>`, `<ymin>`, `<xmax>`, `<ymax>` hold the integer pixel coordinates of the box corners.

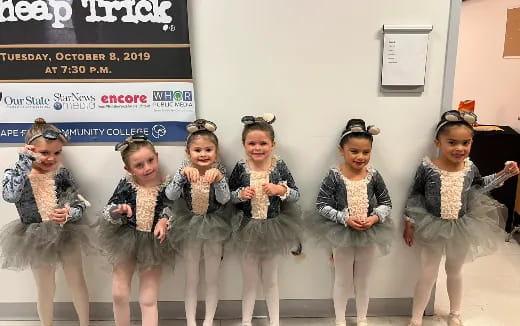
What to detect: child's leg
<box><xmin>183</xmin><ymin>239</ymin><xmax>203</xmax><ymax>326</ymax></box>
<box><xmin>31</xmin><ymin>265</ymin><xmax>56</xmax><ymax>326</ymax></box>
<box><xmin>112</xmin><ymin>260</ymin><xmax>136</xmax><ymax>326</ymax></box>
<box><xmin>61</xmin><ymin>248</ymin><xmax>90</xmax><ymax>326</ymax></box>
<box><xmin>353</xmin><ymin>245</ymin><xmax>376</xmax><ymax>322</ymax></box>
<box><xmin>260</xmin><ymin>254</ymin><xmax>280</xmax><ymax>326</ymax></box>
<box><xmin>241</xmin><ymin>253</ymin><xmax>260</xmax><ymax>326</ymax></box>
<box><xmin>410</xmin><ymin>244</ymin><xmax>443</xmax><ymax>324</ymax></box>
<box><xmin>202</xmin><ymin>240</ymin><xmax>223</xmax><ymax>326</ymax></box>
<box><xmin>138</xmin><ymin>266</ymin><xmax>162</xmax><ymax>326</ymax></box>
<box><xmin>444</xmin><ymin>243</ymin><xmax>468</xmax><ymax>318</ymax></box>
<box><xmin>332</xmin><ymin>247</ymin><xmax>355</xmax><ymax>325</ymax></box>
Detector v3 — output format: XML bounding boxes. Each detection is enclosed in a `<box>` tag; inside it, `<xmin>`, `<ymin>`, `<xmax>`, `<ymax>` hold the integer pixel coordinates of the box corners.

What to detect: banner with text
<box><xmin>0</xmin><ymin>0</ymin><xmax>195</xmax><ymax>143</ymax></box>
<box><xmin>0</xmin><ymin>82</ymin><xmax>195</xmax><ymax>142</ymax></box>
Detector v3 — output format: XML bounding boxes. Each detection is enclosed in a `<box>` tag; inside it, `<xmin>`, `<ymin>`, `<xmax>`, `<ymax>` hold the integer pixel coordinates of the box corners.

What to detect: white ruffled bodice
<box><xmin>250</xmin><ymin>170</ymin><xmax>270</xmax><ymax>220</ymax></box>
<box><xmin>29</xmin><ymin>172</ymin><xmax>57</xmax><ymax>222</ymax></box>
<box><xmin>190</xmin><ymin>180</ymin><xmax>210</xmax><ymax>215</ymax></box>
<box><xmin>342</xmin><ymin>176</ymin><xmax>369</xmax><ymax>223</ymax></box>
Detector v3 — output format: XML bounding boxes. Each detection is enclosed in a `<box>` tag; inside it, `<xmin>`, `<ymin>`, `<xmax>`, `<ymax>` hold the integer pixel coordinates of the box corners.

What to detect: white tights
<box><xmin>112</xmin><ymin>260</ymin><xmax>162</xmax><ymax>326</ymax></box>
<box><xmin>241</xmin><ymin>254</ymin><xmax>280</xmax><ymax>326</ymax></box>
<box><xmin>332</xmin><ymin>245</ymin><xmax>376</xmax><ymax>325</ymax></box>
<box><xmin>183</xmin><ymin>240</ymin><xmax>223</xmax><ymax>326</ymax></box>
<box><xmin>410</xmin><ymin>243</ymin><xmax>467</xmax><ymax>324</ymax></box>
<box><xmin>31</xmin><ymin>249</ymin><xmax>90</xmax><ymax>326</ymax></box>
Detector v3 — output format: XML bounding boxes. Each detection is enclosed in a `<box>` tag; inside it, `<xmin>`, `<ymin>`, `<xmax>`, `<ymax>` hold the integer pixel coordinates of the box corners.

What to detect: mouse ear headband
<box><xmin>435</xmin><ymin>110</ymin><xmax>477</xmax><ymax>135</ymax></box>
<box><xmin>115</xmin><ymin>133</ymin><xmax>151</xmax><ymax>152</ymax></box>
<box><xmin>186</xmin><ymin>119</ymin><xmax>217</xmax><ymax>134</ymax></box>
<box><xmin>340</xmin><ymin>122</ymin><xmax>380</xmax><ymax>142</ymax></box>
<box><xmin>241</xmin><ymin>113</ymin><xmax>276</xmax><ymax>125</ymax></box>
<box><xmin>26</xmin><ymin>129</ymin><xmax>70</xmax><ymax>145</ymax></box>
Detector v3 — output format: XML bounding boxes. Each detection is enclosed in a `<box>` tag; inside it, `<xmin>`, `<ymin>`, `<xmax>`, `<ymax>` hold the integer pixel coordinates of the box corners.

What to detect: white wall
<box><xmin>0</xmin><ymin>0</ymin><xmax>452</xmax><ymax>304</ymax></box>
<box><xmin>453</xmin><ymin>0</ymin><xmax>520</xmax><ymax>131</ymax></box>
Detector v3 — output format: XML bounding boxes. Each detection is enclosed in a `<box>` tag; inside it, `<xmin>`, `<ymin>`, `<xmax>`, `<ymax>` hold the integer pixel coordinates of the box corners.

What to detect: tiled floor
<box><xmin>1</xmin><ymin>237</ymin><xmax>519</xmax><ymax>326</ymax></box>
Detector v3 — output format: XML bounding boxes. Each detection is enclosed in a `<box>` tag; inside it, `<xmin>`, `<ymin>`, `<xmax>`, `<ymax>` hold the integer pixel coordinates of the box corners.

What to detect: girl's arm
<box><xmin>370</xmin><ymin>171</ymin><xmax>392</xmax><ymax>223</ymax></box>
<box><xmin>472</xmin><ymin>162</ymin><xmax>519</xmax><ymax>190</ymax></box>
<box><xmin>58</xmin><ymin>168</ymin><xmax>87</xmax><ymax>223</ymax></box>
<box><xmin>162</xmin><ymin>202</ymin><xmax>175</xmax><ymax>230</ymax></box>
<box><xmin>277</xmin><ymin>160</ymin><xmax>300</xmax><ymax>202</ymax></box>
<box><xmin>103</xmin><ymin>178</ymin><xmax>131</xmax><ymax>224</ymax></box>
<box><xmin>213</xmin><ymin>161</ymin><xmax>230</xmax><ymax>204</ymax></box>
<box><xmin>403</xmin><ymin>163</ymin><xmax>427</xmax><ymax>224</ymax></box>
<box><xmin>2</xmin><ymin>153</ymin><xmax>34</xmax><ymax>203</ymax></box>
<box><xmin>403</xmin><ymin>164</ymin><xmax>426</xmax><ymax>246</ymax></box>
<box><xmin>165</xmin><ymin>161</ymin><xmax>189</xmax><ymax>201</ymax></box>
<box><xmin>316</xmin><ymin>170</ymin><xmax>347</xmax><ymax>225</ymax></box>
<box><xmin>472</xmin><ymin>164</ymin><xmax>498</xmax><ymax>188</ymax></box>
<box><xmin>229</xmin><ymin>163</ymin><xmax>246</xmax><ymax>204</ymax></box>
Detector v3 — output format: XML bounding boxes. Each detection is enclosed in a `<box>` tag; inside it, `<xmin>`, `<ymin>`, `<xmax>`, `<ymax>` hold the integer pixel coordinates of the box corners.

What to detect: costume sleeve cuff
<box><xmin>162</xmin><ymin>206</ymin><xmax>174</xmax><ymax>230</ymax></box>
<box><xmin>403</xmin><ymin>215</ymin><xmax>415</xmax><ymax>224</ymax></box>
<box><xmin>231</xmin><ymin>187</ymin><xmax>246</xmax><ymax>203</ymax></box>
<box><xmin>103</xmin><ymin>204</ymin><xmax>124</xmax><ymax>224</ymax></box>
<box><xmin>65</xmin><ymin>206</ymin><xmax>82</xmax><ymax>223</ymax></box>
<box><xmin>372</xmin><ymin>205</ymin><xmax>391</xmax><ymax>223</ymax></box>
<box><xmin>339</xmin><ymin>210</ymin><xmax>348</xmax><ymax>226</ymax></box>
<box><xmin>16</xmin><ymin>153</ymin><xmax>34</xmax><ymax>174</ymax></box>
<box><xmin>278</xmin><ymin>181</ymin><xmax>299</xmax><ymax>201</ymax></box>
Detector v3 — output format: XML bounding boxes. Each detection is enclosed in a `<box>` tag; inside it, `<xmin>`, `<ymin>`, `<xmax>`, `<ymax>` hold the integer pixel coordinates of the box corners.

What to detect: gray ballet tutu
<box><xmin>168</xmin><ymin>200</ymin><xmax>233</xmax><ymax>252</ymax></box>
<box><xmin>231</xmin><ymin>202</ymin><xmax>303</xmax><ymax>257</ymax></box>
<box><xmin>98</xmin><ymin>219</ymin><xmax>176</xmax><ymax>271</ymax></box>
<box><xmin>405</xmin><ymin>188</ymin><xmax>506</xmax><ymax>262</ymax></box>
<box><xmin>0</xmin><ymin>219</ymin><xmax>92</xmax><ymax>270</ymax></box>
<box><xmin>303</xmin><ymin>211</ymin><xmax>394</xmax><ymax>256</ymax></box>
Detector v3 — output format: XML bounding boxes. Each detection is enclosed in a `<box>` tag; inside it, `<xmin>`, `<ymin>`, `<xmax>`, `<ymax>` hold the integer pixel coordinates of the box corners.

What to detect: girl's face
<box><xmin>435</xmin><ymin>125</ymin><xmax>473</xmax><ymax>166</ymax></box>
<box><xmin>187</xmin><ymin>136</ymin><xmax>217</xmax><ymax>169</ymax></box>
<box><xmin>244</xmin><ymin>130</ymin><xmax>275</xmax><ymax>163</ymax></box>
<box><xmin>31</xmin><ymin>139</ymin><xmax>63</xmax><ymax>173</ymax></box>
<box><xmin>340</xmin><ymin>137</ymin><xmax>372</xmax><ymax>172</ymax></box>
<box><xmin>124</xmin><ymin>147</ymin><xmax>160</xmax><ymax>185</ymax></box>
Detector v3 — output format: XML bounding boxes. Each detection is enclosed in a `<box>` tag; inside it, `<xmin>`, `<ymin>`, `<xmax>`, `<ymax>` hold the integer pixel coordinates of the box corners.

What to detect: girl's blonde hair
<box><xmin>119</xmin><ymin>137</ymin><xmax>157</xmax><ymax>166</ymax></box>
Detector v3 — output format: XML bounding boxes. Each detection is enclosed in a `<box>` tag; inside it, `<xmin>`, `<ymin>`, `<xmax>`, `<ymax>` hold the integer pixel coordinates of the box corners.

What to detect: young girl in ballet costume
<box><xmin>99</xmin><ymin>133</ymin><xmax>175</xmax><ymax>326</ymax></box>
<box><xmin>166</xmin><ymin>119</ymin><xmax>231</xmax><ymax>326</ymax></box>
<box><xmin>229</xmin><ymin>113</ymin><xmax>303</xmax><ymax>326</ymax></box>
<box><xmin>403</xmin><ymin>110</ymin><xmax>519</xmax><ymax>326</ymax></box>
<box><xmin>0</xmin><ymin>118</ymin><xmax>91</xmax><ymax>326</ymax></box>
<box><xmin>306</xmin><ymin>119</ymin><xmax>393</xmax><ymax>326</ymax></box>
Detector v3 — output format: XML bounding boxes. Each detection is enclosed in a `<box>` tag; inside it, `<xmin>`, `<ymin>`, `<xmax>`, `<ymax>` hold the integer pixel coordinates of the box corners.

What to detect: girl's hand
<box><xmin>403</xmin><ymin>221</ymin><xmax>414</xmax><ymax>247</ymax></box>
<box><xmin>154</xmin><ymin>218</ymin><xmax>168</xmax><ymax>243</ymax></box>
<box><xmin>23</xmin><ymin>144</ymin><xmax>36</xmax><ymax>154</ymax></box>
<box><xmin>203</xmin><ymin>168</ymin><xmax>222</xmax><ymax>184</ymax></box>
<box><xmin>22</xmin><ymin>145</ymin><xmax>41</xmax><ymax>162</ymax></box>
<box><xmin>112</xmin><ymin>204</ymin><xmax>133</xmax><ymax>218</ymax></box>
<box><xmin>239</xmin><ymin>187</ymin><xmax>255</xmax><ymax>200</ymax></box>
<box><xmin>499</xmin><ymin>161</ymin><xmax>519</xmax><ymax>180</ymax></box>
<box><xmin>362</xmin><ymin>215</ymin><xmax>379</xmax><ymax>229</ymax></box>
<box><xmin>346</xmin><ymin>217</ymin><xmax>366</xmax><ymax>231</ymax></box>
<box><xmin>262</xmin><ymin>183</ymin><xmax>286</xmax><ymax>197</ymax></box>
<box><xmin>51</xmin><ymin>208</ymin><xmax>69</xmax><ymax>225</ymax></box>
<box><xmin>182</xmin><ymin>167</ymin><xmax>200</xmax><ymax>184</ymax></box>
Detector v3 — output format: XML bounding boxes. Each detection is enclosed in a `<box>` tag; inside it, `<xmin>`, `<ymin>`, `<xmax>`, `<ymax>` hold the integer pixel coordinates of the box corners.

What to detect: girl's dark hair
<box><xmin>186</xmin><ymin>130</ymin><xmax>219</xmax><ymax>150</ymax></box>
<box><xmin>25</xmin><ymin>118</ymin><xmax>64</xmax><ymax>144</ymax></box>
<box><xmin>339</xmin><ymin>119</ymin><xmax>373</xmax><ymax>147</ymax></box>
<box><xmin>242</xmin><ymin>122</ymin><xmax>275</xmax><ymax>143</ymax></box>
<box><xmin>435</xmin><ymin>113</ymin><xmax>474</xmax><ymax>139</ymax></box>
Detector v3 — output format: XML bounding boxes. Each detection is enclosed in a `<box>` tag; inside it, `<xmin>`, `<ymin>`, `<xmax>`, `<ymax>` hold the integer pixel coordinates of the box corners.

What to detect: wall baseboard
<box><xmin>0</xmin><ymin>298</ymin><xmax>433</xmax><ymax>320</ymax></box>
